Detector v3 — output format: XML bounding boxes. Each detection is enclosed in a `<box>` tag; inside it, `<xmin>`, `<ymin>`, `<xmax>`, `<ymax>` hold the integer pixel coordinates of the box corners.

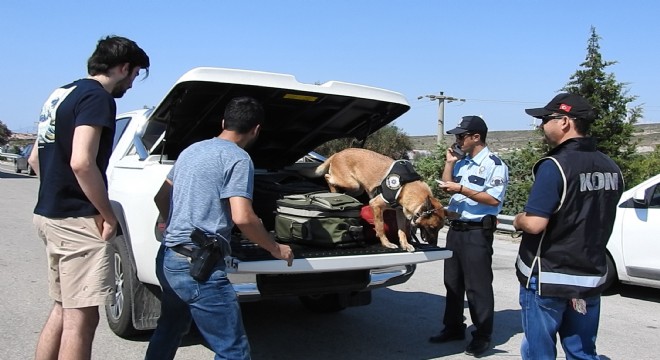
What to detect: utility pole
<box><xmin>418</xmin><ymin>92</ymin><xmax>466</xmax><ymax>144</ymax></box>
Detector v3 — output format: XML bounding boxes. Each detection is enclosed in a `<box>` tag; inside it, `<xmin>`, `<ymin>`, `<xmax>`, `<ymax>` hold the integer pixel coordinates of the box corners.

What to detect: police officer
<box><xmin>513</xmin><ymin>93</ymin><xmax>623</xmax><ymax>359</ymax></box>
<box><xmin>431</xmin><ymin>115</ymin><xmax>509</xmax><ymax>357</ymax></box>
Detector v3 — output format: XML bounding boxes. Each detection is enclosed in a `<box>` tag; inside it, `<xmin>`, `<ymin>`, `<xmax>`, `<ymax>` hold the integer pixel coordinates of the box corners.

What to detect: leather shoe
<box><xmin>465</xmin><ymin>338</ymin><xmax>490</xmax><ymax>357</ymax></box>
<box><xmin>428</xmin><ymin>330</ymin><xmax>465</xmax><ymax>343</ymax></box>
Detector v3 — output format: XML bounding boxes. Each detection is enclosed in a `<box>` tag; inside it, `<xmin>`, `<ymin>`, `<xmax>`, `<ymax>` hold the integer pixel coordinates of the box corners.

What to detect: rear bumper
<box><xmin>229</xmin><ymin>264</ymin><xmax>415</xmax><ymax>302</ymax></box>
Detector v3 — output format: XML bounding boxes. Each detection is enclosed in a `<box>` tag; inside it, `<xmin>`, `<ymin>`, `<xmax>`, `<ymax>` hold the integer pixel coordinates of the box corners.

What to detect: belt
<box><xmin>170</xmin><ymin>244</ymin><xmax>195</xmax><ymax>257</ymax></box>
<box><xmin>450</xmin><ymin>220</ymin><xmax>485</xmax><ymax>231</ymax></box>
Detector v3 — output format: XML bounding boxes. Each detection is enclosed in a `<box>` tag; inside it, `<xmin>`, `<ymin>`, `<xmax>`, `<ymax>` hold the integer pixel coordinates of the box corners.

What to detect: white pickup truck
<box><xmin>104</xmin><ymin>67</ymin><xmax>451</xmax><ymax>337</ymax></box>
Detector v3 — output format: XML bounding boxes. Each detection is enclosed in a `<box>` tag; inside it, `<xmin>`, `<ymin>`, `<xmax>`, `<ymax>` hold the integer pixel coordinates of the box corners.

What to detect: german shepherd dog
<box><xmin>301</xmin><ymin>148</ymin><xmax>448</xmax><ymax>251</ymax></box>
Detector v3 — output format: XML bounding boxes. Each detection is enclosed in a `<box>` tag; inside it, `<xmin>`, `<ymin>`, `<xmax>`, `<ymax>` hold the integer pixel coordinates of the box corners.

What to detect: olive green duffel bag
<box><xmin>274</xmin><ymin>192</ymin><xmax>365</xmax><ymax>247</ymax></box>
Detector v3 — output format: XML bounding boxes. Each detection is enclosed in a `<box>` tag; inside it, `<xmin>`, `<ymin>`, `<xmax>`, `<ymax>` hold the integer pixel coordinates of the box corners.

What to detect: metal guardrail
<box><xmin>497</xmin><ymin>214</ymin><xmax>516</xmax><ymax>233</ymax></box>
<box><xmin>0</xmin><ymin>152</ymin><xmax>20</xmax><ymax>160</ymax></box>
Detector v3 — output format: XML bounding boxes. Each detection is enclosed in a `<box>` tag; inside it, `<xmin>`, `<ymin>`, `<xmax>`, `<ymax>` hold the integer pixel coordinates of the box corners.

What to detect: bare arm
<box><xmin>70</xmin><ymin>125</ymin><xmax>117</xmax><ymax>241</ymax></box>
<box><xmin>229</xmin><ymin>196</ymin><xmax>293</xmax><ymax>266</ymax></box>
<box><xmin>27</xmin><ymin>138</ymin><xmax>39</xmax><ymax>177</ymax></box>
<box><xmin>513</xmin><ymin>212</ymin><xmax>549</xmax><ymax>234</ymax></box>
<box><xmin>439</xmin><ymin>180</ymin><xmax>501</xmax><ymax>206</ymax></box>
<box><xmin>154</xmin><ymin>179</ymin><xmax>173</xmax><ymax>223</ymax></box>
<box><xmin>459</xmin><ymin>187</ymin><xmax>500</xmax><ymax>206</ymax></box>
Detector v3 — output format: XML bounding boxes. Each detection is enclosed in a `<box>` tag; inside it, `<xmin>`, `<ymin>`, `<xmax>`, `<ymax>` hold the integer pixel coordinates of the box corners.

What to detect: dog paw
<box><xmin>382</xmin><ymin>242</ymin><xmax>399</xmax><ymax>250</ymax></box>
<box><xmin>403</xmin><ymin>244</ymin><xmax>416</xmax><ymax>252</ymax></box>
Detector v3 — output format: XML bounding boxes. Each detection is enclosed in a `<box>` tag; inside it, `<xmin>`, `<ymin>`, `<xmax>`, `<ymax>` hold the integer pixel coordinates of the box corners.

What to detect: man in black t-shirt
<box><xmin>29</xmin><ymin>35</ymin><xmax>149</xmax><ymax>360</ymax></box>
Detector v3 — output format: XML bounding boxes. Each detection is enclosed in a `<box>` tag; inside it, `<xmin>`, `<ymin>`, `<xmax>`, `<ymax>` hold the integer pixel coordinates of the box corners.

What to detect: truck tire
<box><xmin>14</xmin><ymin>161</ymin><xmax>20</xmax><ymax>173</ymax></box>
<box><xmin>27</xmin><ymin>164</ymin><xmax>35</xmax><ymax>176</ymax></box>
<box><xmin>105</xmin><ymin>235</ymin><xmax>139</xmax><ymax>337</ymax></box>
<box><xmin>299</xmin><ymin>293</ymin><xmax>347</xmax><ymax>313</ymax></box>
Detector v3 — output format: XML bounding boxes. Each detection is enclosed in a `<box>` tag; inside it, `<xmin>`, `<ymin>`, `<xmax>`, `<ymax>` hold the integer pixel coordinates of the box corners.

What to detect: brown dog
<box><xmin>301</xmin><ymin>148</ymin><xmax>448</xmax><ymax>251</ymax></box>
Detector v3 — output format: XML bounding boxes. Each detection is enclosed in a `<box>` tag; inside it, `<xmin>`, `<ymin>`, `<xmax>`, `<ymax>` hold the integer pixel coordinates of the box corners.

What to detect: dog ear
<box><xmin>424</xmin><ymin>196</ymin><xmax>433</xmax><ymax>210</ymax></box>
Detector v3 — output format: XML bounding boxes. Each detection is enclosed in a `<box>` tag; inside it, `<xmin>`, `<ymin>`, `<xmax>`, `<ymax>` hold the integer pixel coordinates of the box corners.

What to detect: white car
<box><xmin>606</xmin><ymin>173</ymin><xmax>660</xmax><ymax>290</ymax></box>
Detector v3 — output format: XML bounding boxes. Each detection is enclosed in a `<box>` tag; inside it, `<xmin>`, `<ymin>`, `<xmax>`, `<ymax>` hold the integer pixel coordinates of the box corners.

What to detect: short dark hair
<box><xmin>571</xmin><ymin>116</ymin><xmax>591</xmax><ymax>135</ymax></box>
<box><xmin>223</xmin><ymin>97</ymin><xmax>264</xmax><ymax>134</ymax></box>
<box><xmin>87</xmin><ymin>35</ymin><xmax>150</xmax><ymax>78</ymax></box>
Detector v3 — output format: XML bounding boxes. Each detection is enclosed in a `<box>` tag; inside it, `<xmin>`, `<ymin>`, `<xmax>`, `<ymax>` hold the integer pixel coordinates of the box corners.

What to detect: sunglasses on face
<box><xmin>456</xmin><ymin>133</ymin><xmax>474</xmax><ymax>140</ymax></box>
<box><xmin>540</xmin><ymin>115</ymin><xmax>566</xmax><ymax>124</ymax></box>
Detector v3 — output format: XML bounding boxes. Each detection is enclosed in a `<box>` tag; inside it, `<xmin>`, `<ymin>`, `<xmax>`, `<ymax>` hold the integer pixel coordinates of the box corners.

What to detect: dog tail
<box><xmin>297</xmin><ymin>157</ymin><xmax>331</xmax><ymax>178</ymax></box>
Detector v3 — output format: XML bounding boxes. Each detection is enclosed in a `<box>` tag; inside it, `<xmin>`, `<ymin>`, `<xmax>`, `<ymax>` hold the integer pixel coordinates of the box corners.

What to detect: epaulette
<box><xmin>489</xmin><ymin>154</ymin><xmax>502</xmax><ymax>165</ymax></box>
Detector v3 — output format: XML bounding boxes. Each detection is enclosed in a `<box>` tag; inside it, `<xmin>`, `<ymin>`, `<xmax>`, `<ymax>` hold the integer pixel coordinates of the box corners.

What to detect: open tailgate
<box><xmin>226</xmin><ymin>247</ymin><xmax>452</xmax><ymax>274</ymax></box>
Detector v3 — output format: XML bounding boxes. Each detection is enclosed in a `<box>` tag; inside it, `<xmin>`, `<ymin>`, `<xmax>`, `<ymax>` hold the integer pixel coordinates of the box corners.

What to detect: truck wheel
<box><xmin>105</xmin><ymin>235</ymin><xmax>138</xmax><ymax>337</ymax></box>
<box><xmin>299</xmin><ymin>293</ymin><xmax>347</xmax><ymax>313</ymax></box>
<box><xmin>14</xmin><ymin>161</ymin><xmax>20</xmax><ymax>173</ymax></box>
<box><xmin>27</xmin><ymin>164</ymin><xmax>35</xmax><ymax>176</ymax></box>
<box><xmin>603</xmin><ymin>253</ymin><xmax>618</xmax><ymax>293</ymax></box>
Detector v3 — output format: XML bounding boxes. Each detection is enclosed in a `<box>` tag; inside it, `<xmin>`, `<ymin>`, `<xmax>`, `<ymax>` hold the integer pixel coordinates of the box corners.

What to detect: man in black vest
<box><xmin>513</xmin><ymin>93</ymin><xmax>623</xmax><ymax>359</ymax></box>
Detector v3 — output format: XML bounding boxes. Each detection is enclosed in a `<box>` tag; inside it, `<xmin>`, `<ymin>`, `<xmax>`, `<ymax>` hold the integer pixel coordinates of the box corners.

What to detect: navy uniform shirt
<box><xmin>447</xmin><ymin>146</ymin><xmax>509</xmax><ymax>221</ymax></box>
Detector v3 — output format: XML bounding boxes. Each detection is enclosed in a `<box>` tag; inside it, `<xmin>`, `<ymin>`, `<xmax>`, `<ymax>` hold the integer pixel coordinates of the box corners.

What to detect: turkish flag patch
<box><xmin>559</xmin><ymin>103</ymin><xmax>572</xmax><ymax>112</ymax></box>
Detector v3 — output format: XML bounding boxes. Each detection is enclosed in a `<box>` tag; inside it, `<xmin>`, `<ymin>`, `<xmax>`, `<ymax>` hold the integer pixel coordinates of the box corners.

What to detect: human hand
<box><xmin>271</xmin><ymin>244</ymin><xmax>294</xmax><ymax>266</ymax></box>
<box><xmin>435</xmin><ymin>180</ymin><xmax>459</xmax><ymax>193</ymax></box>
<box><xmin>95</xmin><ymin>215</ymin><xmax>118</xmax><ymax>242</ymax></box>
<box><xmin>102</xmin><ymin>219</ymin><xmax>118</xmax><ymax>242</ymax></box>
<box><xmin>445</xmin><ymin>147</ymin><xmax>460</xmax><ymax>163</ymax></box>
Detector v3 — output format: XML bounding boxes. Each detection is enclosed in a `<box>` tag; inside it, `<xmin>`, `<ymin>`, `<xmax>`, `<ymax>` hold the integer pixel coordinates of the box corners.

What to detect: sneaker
<box><xmin>428</xmin><ymin>330</ymin><xmax>465</xmax><ymax>343</ymax></box>
<box><xmin>465</xmin><ymin>338</ymin><xmax>490</xmax><ymax>357</ymax></box>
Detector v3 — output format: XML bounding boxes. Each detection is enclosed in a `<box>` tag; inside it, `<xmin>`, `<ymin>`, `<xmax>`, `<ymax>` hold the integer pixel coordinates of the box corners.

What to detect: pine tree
<box><xmin>563</xmin><ymin>26</ymin><xmax>641</xmax><ymax>179</ymax></box>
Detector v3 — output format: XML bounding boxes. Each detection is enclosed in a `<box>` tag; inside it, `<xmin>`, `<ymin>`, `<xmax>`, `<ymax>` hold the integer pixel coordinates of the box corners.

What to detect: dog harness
<box><xmin>375</xmin><ymin>160</ymin><xmax>422</xmax><ymax>205</ymax></box>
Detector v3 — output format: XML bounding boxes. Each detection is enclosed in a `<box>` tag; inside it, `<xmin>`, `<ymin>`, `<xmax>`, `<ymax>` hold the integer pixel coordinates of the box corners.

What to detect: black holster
<box><xmin>189</xmin><ymin>228</ymin><xmax>226</xmax><ymax>282</ymax></box>
<box><xmin>482</xmin><ymin>214</ymin><xmax>497</xmax><ymax>231</ymax></box>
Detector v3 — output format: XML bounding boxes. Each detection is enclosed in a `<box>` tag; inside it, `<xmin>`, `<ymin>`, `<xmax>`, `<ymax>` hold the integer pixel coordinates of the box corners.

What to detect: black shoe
<box><xmin>465</xmin><ymin>338</ymin><xmax>490</xmax><ymax>357</ymax></box>
<box><xmin>428</xmin><ymin>330</ymin><xmax>465</xmax><ymax>343</ymax></box>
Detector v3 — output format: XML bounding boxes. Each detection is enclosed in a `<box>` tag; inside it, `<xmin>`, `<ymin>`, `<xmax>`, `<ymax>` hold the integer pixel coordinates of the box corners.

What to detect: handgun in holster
<box><xmin>189</xmin><ymin>227</ymin><xmax>224</xmax><ymax>282</ymax></box>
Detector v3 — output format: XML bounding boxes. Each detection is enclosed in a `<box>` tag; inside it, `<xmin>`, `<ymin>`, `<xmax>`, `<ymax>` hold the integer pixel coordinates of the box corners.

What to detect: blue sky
<box><xmin>1</xmin><ymin>1</ymin><xmax>659</xmax><ymax>136</ymax></box>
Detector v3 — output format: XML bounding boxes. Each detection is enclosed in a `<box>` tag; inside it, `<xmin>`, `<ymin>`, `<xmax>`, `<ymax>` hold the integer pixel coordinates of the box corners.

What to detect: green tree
<box><xmin>625</xmin><ymin>147</ymin><xmax>660</xmax><ymax>187</ymax></box>
<box><xmin>0</xmin><ymin>120</ymin><xmax>12</xmax><ymax>146</ymax></box>
<box><xmin>497</xmin><ymin>26</ymin><xmax>646</xmax><ymax>214</ymax></box>
<box><xmin>500</xmin><ymin>140</ymin><xmax>546</xmax><ymax>214</ymax></box>
<box><xmin>563</xmin><ymin>26</ymin><xmax>641</xmax><ymax>182</ymax></box>
<box><xmin>414</xmin><ymin>143</ymin><xmax>451</xmax><ymax>204</ymax></box>
<box><xmin>314</xmin><ymin>125</ymin><xmax>413</xmax><ymax>159</ymax></box>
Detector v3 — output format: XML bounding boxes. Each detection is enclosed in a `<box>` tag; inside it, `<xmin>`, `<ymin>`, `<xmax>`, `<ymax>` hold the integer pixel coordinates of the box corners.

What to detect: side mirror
<box><xmin>632</xmin><ymin>188</ymin><xmax>648</xmax><ymax>206</ymax></box>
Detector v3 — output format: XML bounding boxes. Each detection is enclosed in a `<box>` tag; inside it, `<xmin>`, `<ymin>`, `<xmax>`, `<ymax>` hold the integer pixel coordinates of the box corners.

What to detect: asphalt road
<box><xmin>1</xmin><ymin>162</ymin><xmax>660</xmax><ymax>360</ymax></box>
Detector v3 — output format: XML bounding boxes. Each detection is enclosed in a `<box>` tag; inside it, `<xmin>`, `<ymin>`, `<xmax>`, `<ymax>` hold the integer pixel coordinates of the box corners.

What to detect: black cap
<box><xmin>446</xmin><ymin>115</ymin><xmax>488</xmax><ymax>135</ymax></box>
<box><xmin>525</xmin><ymin>93</ymin><xmax>595</xmax><ymax>122</ymax></box>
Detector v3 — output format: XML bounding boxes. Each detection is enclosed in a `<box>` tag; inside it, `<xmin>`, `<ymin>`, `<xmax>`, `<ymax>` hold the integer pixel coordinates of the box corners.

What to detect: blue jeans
<box><xmin>519</xmin><ymin>277</ymin><xmax>601</xmax><ymax>360</ymax></box>
<box><xmin>146</xmin><ymin>246</ymin><xmax>250</xmax><ymax>360</ymax></box>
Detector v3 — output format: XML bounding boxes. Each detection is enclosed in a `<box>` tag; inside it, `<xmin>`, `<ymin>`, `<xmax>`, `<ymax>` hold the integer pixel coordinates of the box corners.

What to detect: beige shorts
<box><xmin>33</xmin><ymin>214</ymin><xmax>114</xmax><ymax>308</ymax></box>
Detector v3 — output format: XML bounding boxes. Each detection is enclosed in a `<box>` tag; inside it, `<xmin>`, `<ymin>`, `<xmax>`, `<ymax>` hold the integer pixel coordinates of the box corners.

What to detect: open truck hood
<box><xmin>147</xmin><ymin>67</ymin><xmax>410</xmax><ymax>169</ymax></box>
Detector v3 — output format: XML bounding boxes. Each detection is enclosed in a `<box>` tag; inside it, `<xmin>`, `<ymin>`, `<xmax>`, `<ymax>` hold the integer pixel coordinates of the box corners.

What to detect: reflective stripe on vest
<box><xmin>516</xmin><ymin>255</ymin><xmax>607</xmax><ymax>289</ymax></box>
